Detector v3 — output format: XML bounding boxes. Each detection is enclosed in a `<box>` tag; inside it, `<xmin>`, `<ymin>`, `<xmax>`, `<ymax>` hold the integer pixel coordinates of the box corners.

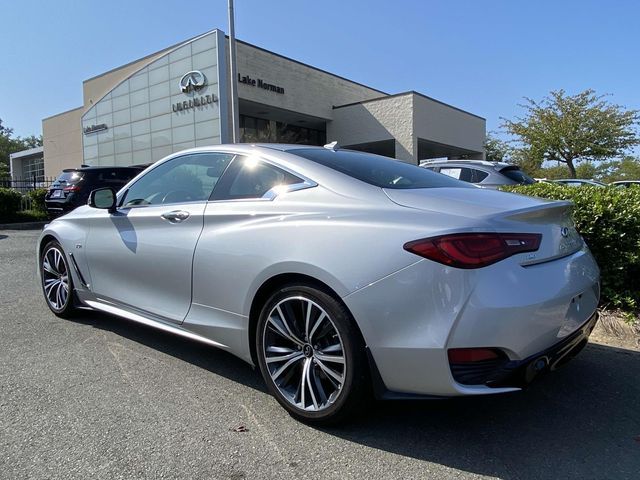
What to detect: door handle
<box><xmin>161</xmin><ymin>210</ymin><xmax>190</xmax><ymax>223</ymax></box>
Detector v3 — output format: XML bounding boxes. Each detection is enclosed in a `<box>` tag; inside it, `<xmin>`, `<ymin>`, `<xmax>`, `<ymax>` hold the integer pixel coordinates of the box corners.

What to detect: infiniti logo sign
<box><xmin>179</xmin><ymin>70</ymin><xmax>206</xmax><ymax>94</ymax></box>
<box><xmin>560</xmin><ymin>227</ymin><xmax>570</xmax><ymax>238</ymax></box>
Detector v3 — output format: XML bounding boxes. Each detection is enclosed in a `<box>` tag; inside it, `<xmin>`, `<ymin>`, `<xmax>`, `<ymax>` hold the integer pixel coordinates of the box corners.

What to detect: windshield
<box><xmin>500</xmin><ymin>167</ymin><xmax>535</xmax><ymax>185</ymax></box>
<box><xmin>53</xmin><ymin>171</ymin><xmax>83</xmax><ymax>185</ymax></box>
<box><xmin>290</xmin><ymin>149</ymin><xmax>472</xmax><ymax>189</ymax></box>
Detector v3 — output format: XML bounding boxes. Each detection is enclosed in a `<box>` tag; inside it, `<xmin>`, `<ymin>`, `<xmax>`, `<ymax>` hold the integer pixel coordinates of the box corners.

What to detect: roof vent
<box><xmin>324</xmin><ymin>141</ymin><xmax>339</xmax><ymax>151</ymax></box>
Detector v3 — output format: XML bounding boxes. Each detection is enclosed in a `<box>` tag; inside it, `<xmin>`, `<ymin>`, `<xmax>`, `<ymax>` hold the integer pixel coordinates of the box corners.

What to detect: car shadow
<box><xmin>71</xmin><ymin>310</ymin><xmax>267</xmax><ymax>392</ymax></box>
<box><xmin>325</xmin><ymin>343</ymin><xmax>640</xmax><ymax>479</ymax></box>
<box><xmin>0</xmin><ymin>235</ymin><xmax>7</xmax><ymax>240</ymax></box>
<box><xmin>72</xmin><ymin>310</ymin><xmax>639</xmax><ymax>479</ymax></box>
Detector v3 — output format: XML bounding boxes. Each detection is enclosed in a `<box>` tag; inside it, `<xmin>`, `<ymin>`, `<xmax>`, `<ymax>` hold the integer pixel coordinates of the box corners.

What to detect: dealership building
<box><xmin>23</xmin><ymin>28</ymin><xmax>485</xmax><ymax>179</ymax></box>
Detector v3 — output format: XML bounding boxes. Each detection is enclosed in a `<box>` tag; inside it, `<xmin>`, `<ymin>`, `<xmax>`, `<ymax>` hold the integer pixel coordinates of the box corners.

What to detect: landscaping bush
<box><xmin>0</xmin><ymin>188</ymin><xmax>22</xmax><ymax>222</ymax></box>
<box><xmin>27</xmin><ymin>188</ymin><xmax>48</xmax><ymax>213</ymax></box>
<box><xmin>502</xmin><ymin>183</ymin><xmax>640</xmax><ymax>311</ymax></box>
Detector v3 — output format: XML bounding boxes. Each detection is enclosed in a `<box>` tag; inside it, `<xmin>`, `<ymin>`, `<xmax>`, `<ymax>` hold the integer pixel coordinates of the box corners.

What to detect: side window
<box><xmin>439</xmin><ymin>167</ymin><xmax>462</xmax><ymax>179</ymax></box>
<box><xmin>94</xmin><ymin>169</ymin><xmax>140</xmax><ymax>188</ymax></box>
<box><xmin>122</xmin><ymin>153</ymin><xmax>234</xmax><ymax>206</ymax></box>
<box><xmin>212</xmin><ymin>156</ymin><xmax>304</xmax><ymax>200</ymax></box>
<box><xmin>458</xmin><ymin>168</ymin><xmax>474</xmax><ymax>182</ymax></box>
<box><xmin>439</xmin><ymin>167</ymin><xmax>488</xmax><ymax>183</ymax></box>
<box><xmin>469</xmin><ymin>168</ymin><xmax>489</xmax><ymax>183</ymax></box>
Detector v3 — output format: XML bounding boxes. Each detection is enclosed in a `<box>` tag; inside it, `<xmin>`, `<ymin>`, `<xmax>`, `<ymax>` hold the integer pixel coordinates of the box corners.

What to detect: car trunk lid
<box><xmin>384</xmin><ymin>187</ymin><xmax>583</xmax><ymax>264</ymax></box>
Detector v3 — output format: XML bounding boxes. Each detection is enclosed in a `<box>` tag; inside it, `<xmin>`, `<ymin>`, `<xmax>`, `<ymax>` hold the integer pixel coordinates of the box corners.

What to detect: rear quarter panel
<box><xmin>190</xmin><ymin>189</ymin><xmax>430</xmax><ymax>317</ymax></box>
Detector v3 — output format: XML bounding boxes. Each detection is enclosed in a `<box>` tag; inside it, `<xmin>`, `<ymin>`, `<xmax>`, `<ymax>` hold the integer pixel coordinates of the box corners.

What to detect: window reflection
<box><xmin>239</xmin><ymin>114</ymin><xmax>326</xmax><ymax>145</ymax></box>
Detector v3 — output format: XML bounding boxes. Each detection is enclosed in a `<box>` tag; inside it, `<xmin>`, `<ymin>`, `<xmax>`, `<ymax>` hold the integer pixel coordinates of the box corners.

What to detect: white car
<box><xmin>38</xmin><ymin>144</ymin><xmax>600</xmax><ymax>424</ymax></box>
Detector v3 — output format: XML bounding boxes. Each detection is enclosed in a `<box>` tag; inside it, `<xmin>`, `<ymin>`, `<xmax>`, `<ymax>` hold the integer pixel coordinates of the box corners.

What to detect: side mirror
<box><xmin>89</xmin><ymin>187</ymin><xmax>117</xmax><ymax>213</ymax></box>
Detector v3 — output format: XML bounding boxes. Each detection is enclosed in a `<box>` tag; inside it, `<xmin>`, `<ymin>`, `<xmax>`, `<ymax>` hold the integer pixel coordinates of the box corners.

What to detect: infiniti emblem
<box><xmin>179</xmin><ymin>70</ymin><xmax>206</xmax><ymax>94</ymax></box>
<box><xmin>560</xmin><ymin>227</ymin><xmax>569</xmax><ymax>238</ymax></box>
<box><xmin>303</xmin><ymin>344</ymin><xmax>313</xmax><ymax>358</ymax></box>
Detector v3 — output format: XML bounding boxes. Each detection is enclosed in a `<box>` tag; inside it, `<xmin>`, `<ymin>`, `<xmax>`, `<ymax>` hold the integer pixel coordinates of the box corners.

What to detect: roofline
<box><xmin>81</xmin><ymin>29</ymin><xmax>213</xmax><ymax>84</ymax></box>
<box><xmin>421</xmin><ymin>159</ymin><xmax>505</xmax><ymax>166</ymax></box>
<box><xmin>9</xmin><ymin>146</ymin><xmax>44</xmax><ymax>159</ymax></box>
<box><xmin>233</xmin><ymin>38</ymin><xmax>387</xmax><ymax>96</ymax></box>
<box><xmin>334</xmin><ymin>90</ymin><xmax>486</xmax><ymax>121</ymax></box>
<box><xmin>42</xmin><ymin>106</ymin><xmax>84</xmax><ymax>122</ymax></box>
<box><xmin>81</xmin><ymin>29</ymin><xmax>387</xmax><ymax>97</ymax></box>
<box><xmin>413</xmin><ymin>91</ymin><xmax>486</xmax><ymax>120</ymax></box>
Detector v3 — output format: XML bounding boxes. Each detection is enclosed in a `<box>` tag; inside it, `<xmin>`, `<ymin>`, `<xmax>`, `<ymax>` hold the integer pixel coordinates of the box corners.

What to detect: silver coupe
<box><xmin>38</xmin><ymin>144</ymin><xmax>600</xmax><ymax>424</ymax></box>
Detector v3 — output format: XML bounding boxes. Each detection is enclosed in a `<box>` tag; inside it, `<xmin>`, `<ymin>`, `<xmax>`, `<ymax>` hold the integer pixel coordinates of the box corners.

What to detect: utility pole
<box><xmin>228</xmin><ymin>0</ymin><xmax>240</xmax><ymax>143</ymax></box>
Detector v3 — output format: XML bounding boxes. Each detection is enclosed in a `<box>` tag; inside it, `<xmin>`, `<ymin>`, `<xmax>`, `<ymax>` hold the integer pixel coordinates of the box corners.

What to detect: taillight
<box><xmin>404</xmin><ymin>232</ymin><xmax>541</xmax><ymax>268</ymax></box>
<box><xmin>63</xmin><ymin>185</ymin><xmax>81</xmax><ymax>192</ymax></box>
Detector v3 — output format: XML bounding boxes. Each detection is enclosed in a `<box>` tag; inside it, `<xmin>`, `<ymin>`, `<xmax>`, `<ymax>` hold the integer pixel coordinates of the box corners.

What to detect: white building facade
<box><xmin>41</xmin><ymin>28</ymin><xmax>485</xmax><ymax>177</ymax></box>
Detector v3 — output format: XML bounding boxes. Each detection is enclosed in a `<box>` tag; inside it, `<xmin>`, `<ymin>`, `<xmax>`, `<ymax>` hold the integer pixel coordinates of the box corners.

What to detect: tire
<box><xmin>40</xmin><ymin>240</ymin><xmax>77</xmax><ymax>318</ymax></box>
<box><xmin>256</xmin><ymin>283</ymin><xmax>369</xmax><ymax>425</ymax></box>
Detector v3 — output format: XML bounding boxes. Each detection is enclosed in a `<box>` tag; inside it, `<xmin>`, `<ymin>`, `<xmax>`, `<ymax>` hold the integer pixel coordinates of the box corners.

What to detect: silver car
<box><xmin>420</xmin><ymin>159</ymin><xmax>536</xmax><ymax>188</ymax></box>
<box><xmin>38</xmin><ymin>144</ymin><xmax>600</xmax><ymax>424</ymax></box>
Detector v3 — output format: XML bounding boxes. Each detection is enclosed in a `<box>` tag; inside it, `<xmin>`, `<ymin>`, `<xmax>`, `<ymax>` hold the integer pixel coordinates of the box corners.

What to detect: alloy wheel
<box><xmin>262</xmin><ymin>296</ymin><xmax>346</xmax><ymax>412</ymax></box>
<box><xmin>42</xmin><ymin>246</ymin><xmax>70</xmax><ymax>311</ymax></box>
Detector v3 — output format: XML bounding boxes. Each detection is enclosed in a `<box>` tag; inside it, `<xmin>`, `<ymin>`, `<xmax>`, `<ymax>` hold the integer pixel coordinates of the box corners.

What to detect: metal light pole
<box><xmin>228</xmin><ymin>0</ymin><xmax>240</xmax><ymax>143</ymax></box>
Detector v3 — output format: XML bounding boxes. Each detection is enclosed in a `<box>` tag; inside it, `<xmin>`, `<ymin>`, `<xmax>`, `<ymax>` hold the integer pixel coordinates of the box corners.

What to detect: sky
<box><xmin>1</xmin><ymin>0</ymin><xmax>639</xmax><ymax>139</ymax></box>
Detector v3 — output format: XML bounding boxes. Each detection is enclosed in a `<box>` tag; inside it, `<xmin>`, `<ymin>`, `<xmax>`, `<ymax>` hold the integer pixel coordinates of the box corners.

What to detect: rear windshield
<box><xmin>289</xmin><ymin>149</ymin><xmax>471</xmax><ymax>189</ymax></box>
<box><xmin>54</xmin><ymin>171</ymin><xmax>83</xmax><ymax>184</ymax></box>
<box><xmin>500</xmin><ymin>166</ymin><xmax>535</xmax><ymax>185</ymax></box>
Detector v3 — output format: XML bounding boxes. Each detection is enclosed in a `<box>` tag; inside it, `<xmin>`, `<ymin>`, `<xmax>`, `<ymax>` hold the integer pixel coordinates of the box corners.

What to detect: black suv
<box><xmin>45</xmin><ymin>166</ymin><xmax>144</xmax><ymax>218</ymax></box>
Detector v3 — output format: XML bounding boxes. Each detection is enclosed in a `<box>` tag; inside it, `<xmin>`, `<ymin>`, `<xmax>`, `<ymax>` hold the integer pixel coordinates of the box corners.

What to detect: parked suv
<box><xmin>45</xmin><ymin>166</ymin><xmax>144</xmax><ymax>217</ymax></box>
<box><xmin>420</xmin><ymin>160</ymin><xmax>535</xmax><ymax>188</ymax></box>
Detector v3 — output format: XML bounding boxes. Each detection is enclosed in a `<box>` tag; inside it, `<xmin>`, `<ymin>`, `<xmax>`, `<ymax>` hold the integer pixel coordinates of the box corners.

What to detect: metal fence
<box><xmin>0</xmin><ymin>176</ymin><xmax>56</xmax><ymax>192</ymax></box>
<box><xmin>20</xmin><ymin>195</ymin><xmax>35</xmax><ymax>212</ymax></box>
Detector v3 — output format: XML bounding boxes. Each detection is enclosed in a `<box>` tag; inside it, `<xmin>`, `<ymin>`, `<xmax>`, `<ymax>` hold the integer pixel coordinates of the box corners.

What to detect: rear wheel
<box><xmin>40</xmin><ymin>240</ymin><xmax>77</xmax><ymax>318</ymax></box>
<box><xmin>256</xmin><ymin>284</ymin><xmax>369</xmax><ymax>425</ymax></box>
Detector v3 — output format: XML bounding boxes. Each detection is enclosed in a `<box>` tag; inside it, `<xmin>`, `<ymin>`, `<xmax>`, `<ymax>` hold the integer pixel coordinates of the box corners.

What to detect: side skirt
<box><xmin>84</xmin><ymin>299</ymin><xmax>230</xmax><ymax>351</ymax></box>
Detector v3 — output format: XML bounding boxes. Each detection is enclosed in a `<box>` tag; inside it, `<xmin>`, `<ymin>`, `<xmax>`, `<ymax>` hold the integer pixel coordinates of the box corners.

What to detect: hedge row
<box><xmin>502</xmin><ymin>183</ymin><xmax>640</xmax><ymax>311</ymax></box>
<box><xmin>27</xmin><ymin>188</ymin><xmax>47</xmax><ymax>213</ymax></box>
<box><xmin>0</xmin><ymin>188</ymin><xmax>23</xmax><ymax>222</ymax></box>
<box><xmin>0</xmin><ymin>187</ymin><xmax>48</xmax><ymax>223</ymax></box>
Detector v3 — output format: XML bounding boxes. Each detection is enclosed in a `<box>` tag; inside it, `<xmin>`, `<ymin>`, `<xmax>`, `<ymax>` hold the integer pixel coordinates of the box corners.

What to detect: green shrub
<box><xmin>502</xmin><ymin>183</ymin><xmax>640</xmax><ymax>311</ymax></box>
<box><xmin>27</xmin><ymin>188</ymin><xmax>48</xmax><ymax>212</ymax></box>
<box><xmin>0</xmin><ymin>188</ymin><xmax>22</xmax><ymax>222</ymax></box>
<box><xmin>9</xmin><ymin>210</ymin><xmax>48</xmax><ymax>222</ymax></box>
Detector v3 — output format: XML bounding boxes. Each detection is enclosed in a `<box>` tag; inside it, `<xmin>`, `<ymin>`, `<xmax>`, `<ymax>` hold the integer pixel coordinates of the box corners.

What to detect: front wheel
<box><xmin>256</xmin><ymin>284</ymin><xmax>369</xmax><ymax>425</ymax></box>
<box><xmin>40</xmin><ymin>240</ymin><xmax>77</xmax><ymax>318</ymax></box>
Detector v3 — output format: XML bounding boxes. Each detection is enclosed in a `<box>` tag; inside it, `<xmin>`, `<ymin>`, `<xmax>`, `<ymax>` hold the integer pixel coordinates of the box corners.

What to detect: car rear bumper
<box><xmin>343</xmin><ymin>245</ymin><xmax>600</xmax><ymax>397</ymax></box>
<box><xmin>450</xmin><ymin>311</ymin><xmax>598</xmax><ymax>388</ymax></box>
<box><xmin>45</xmin><ymin>200</ymin><xmax>76</xmax><ymax>215</ymax></box>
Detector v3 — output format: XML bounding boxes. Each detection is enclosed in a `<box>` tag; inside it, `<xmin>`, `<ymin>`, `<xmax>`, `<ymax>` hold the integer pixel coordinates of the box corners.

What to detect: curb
<box><xmin>0</xmin><ymin>221</ymin><xmax>47</xmax><ymax>231</ymax></box>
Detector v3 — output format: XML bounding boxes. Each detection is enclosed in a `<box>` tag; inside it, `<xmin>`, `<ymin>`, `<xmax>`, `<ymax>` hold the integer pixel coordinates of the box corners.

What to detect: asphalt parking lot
<box><xmin>1</xmin><ymin>228</ymin><xmax>639</xmax><ymax>480</ymax></box>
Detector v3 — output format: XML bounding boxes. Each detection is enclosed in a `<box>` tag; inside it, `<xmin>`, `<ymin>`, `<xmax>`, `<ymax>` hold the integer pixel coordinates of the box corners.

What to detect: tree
<box><xmin>483</xmin><ymin>133</ymin><xmax>511</xmax><ymax>162</ymax></box>
<box><xmin>597</xmin><ymin>156</ymin><xmax>640</xmax><ymax>183</ymax></box>
<box><xmin>0</xmin><ymin>119</ymin><xmax>43</xmax><ymax>178</ymax></box>
<box><xmin>502</xmin><ymin>89</ymin><xmax>640</xmax><ymax>178</ymax></box>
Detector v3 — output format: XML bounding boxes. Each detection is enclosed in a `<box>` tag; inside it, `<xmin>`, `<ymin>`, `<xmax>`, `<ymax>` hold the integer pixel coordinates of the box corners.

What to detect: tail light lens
<box><xmin>63</xmin><ymin>185</ymin><xmax>81</xmax><ymax>192</ymax></box>
<box><xmin>404</xmin><ymin>232</ymin><xmax>541</xmax><ymax>268</ymax></box>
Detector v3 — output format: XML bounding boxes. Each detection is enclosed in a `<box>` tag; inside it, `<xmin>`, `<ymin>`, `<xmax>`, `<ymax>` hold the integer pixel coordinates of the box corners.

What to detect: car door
<box><xmin>190</xmin><ymin>156</ymin><xmax>308</xmax><ymax>322</ymax></box>
<box><xmin>84</xmin><ymin>152</ymin><xmax>235</xmax><ymax>323</ymax></box>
